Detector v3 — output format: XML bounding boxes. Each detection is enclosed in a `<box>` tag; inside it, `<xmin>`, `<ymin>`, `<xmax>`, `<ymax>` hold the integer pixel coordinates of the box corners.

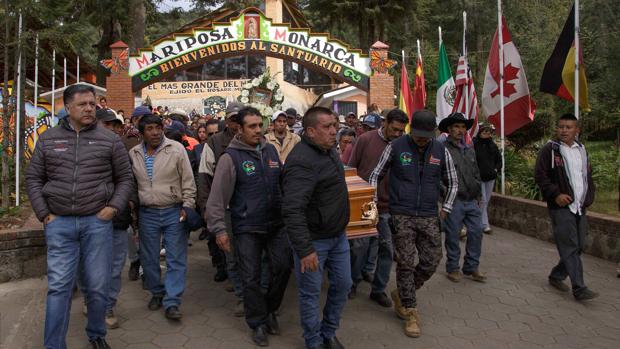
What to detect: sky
<box><xmin>157</xmin><ymin>0</ymin><xmax>196</xmax><ymax>12</ymax></box>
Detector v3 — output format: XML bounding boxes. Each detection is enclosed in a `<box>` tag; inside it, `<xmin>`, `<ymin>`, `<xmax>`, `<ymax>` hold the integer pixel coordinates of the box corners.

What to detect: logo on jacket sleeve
<box><xmin>268</xmin><ymin>159</ymin><xmax>279</xmax><ymax>169</ymax></box>
<box><xmin>399</xmin><ymin>152</ymin><xmax>413</xmax><ymax>166</ymax></box>
<box><xmin>429</xmin><ymin>155</ymin><xmax>441</xmax><ymax>166</ymax></box>
<box><xmin>242</xmin><ymin>160</ymin><xmax>256</xmax><ymax>175</ymax></box>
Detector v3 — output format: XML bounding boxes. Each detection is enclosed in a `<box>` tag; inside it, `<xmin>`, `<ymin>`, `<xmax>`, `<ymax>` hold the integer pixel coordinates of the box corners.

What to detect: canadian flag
<box><xmin>482</xmin><ymin>17</ymin><xmax>536</xmax><ymax>136</ymax></box>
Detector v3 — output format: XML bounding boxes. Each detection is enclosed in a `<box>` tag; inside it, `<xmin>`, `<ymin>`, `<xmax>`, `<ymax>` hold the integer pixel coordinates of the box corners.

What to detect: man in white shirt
<box><xmin>534</xmin><ymin>114</ymin><xmax>597</xmax><ymax>301</ymax></box>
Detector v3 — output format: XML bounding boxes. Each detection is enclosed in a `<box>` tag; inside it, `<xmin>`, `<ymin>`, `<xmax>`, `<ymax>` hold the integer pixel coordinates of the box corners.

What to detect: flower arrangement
<box><xmin>238</xmin><ymin>68</ymin><xmax>284</xmax><ymax>125</ymax></box>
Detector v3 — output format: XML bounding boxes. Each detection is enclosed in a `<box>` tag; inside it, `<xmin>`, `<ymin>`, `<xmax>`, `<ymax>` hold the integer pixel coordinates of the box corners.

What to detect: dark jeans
<box><xmin>207</xmin><ymin>234</ymin><xmax>227</xmax><ymax>271</ymax></box>
<box><xmin>139</xmin><ymin>206</ymin><xmax>187</xmax><ymax>309</ymax></box>
<box><xmin>444</xmin><ymin>199</ymin><xmax>483</xmax><ymax>273</ymax></box>
<box><xmin>293</xmin><ymin>233</ymin><xmax>352</xmax><ymax>349</ymax></box>
<box><xmin>549</xmin><ymin>208</ymin><xmax>587</xmax><ymax>294</ymax></box>
<box><xmin>233</xmin><ymin>230</ymin><xmax>292</xmax><ymax>329</ymax></box>
<box><xmin>44</xmin><ymin>215</ymin><xmax>113</xmax><ymax>349</ymax></box>
<box><xmin>349</xmin><ymin>214</ymin><xmax>393</xmax><ymax>294</ymax></box>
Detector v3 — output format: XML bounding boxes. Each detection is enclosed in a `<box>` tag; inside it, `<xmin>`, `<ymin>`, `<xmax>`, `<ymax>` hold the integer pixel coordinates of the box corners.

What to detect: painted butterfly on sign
<box><xmin>100</xmin><ymin>49</ymin><xmax>129</xmax><ymax>73</ymax></box>
<box><xmin>370</xmin><ymin>50</ymin><xmax>396</xmax><ymax>74</ymax></box>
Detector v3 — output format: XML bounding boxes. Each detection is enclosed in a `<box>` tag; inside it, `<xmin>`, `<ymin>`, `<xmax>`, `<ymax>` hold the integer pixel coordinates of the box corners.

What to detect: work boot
<box><xmin>128</xmin><ymin>260</ymin><xmax>140</xmax><ymax>281</ymax></box>
<box><xmin>165</xmin><ymin>306</ymin><xmax>183</xmax><ymax>320</ymax></box>
<box><xmin>266</xmin><ymin>312</ymin><xmax>280</xmax><ymax>335</ymax></box>
<box><xmin>252</xmin><ymin>326</ymin><xmax>269</xmax><ymax>347</ymax></box>
<box><xmin>105</xmin><ymin>309</ymin><xmax>119</xmax><ymax>329</ymax></box>
<box><xmin>574</xmin><ymin>288</ymin><xmax>599</xmax><ymax>301</ymax></box>
<box><xmin>390</xmin><ymin>289</ymin><xmax>407</xmax><ymax>320</ymax></box>
<box><xmin>369</xmin><ymin>292</ymin><xmax>392</xmax><ymax>308</ymax></box>
<box><xmin>148</xmin><ymin>295</ymin><xmax>163</xmax><ymax>311</ymax></box>
<box><xmin>463</xmin><ymin>270</ymin><xmax>487</xmax><ymax>283</ymax></box>
<box><xmin>89</xmin><ymin>338</ymin><xmax>111</xmax><ymax>349</ymax></box>
<box><xmin>446</xmin><ymin>271</ymin><xmax>462</xmax><ymax>283</ymax></box>
<box><xmin>403</xmin><ymin>308</ymin><xmax>421</xmax><ymax>338</ymax></box>
<box><xmin>548</xmin><ymin>277</ymin><xmax>569</xmax><ymax>292</ymax></box>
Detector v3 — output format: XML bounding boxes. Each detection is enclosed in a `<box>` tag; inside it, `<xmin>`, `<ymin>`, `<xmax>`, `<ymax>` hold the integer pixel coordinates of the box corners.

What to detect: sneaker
<box><xmin>548</xmin><ymin>277</ymin><xmax>569</xmax><ymax>292</ymax></box>
<box><xmin>89</xmin><ymin>338</ymin><xmax>111</xmax><ymax>349</ymax></box>
<box><xmin>128</xmin><ymin>260</ymin><xmax>140</xmax><ymax>281</ymax></box>
<box><xmin>390</xmin><ymin>289</ymin><xmax>408</xmax><ymax>320</ymax></box>
<box><xmin>347</xmin><ymin>284</ymin><xmax>357</xmax><ymax>299</ymax></box>
<box><xmin>574</xmin><ymin>288</ymin><xmax>599</xmax><ymax>301</ymax></box>
<box><xmin>266</xmin><ymin>312</ymin><xmax>280</xmax><ymax>335</ymax></box>
<box><xmin>233</xmin><ymin>300</ymin><xmax>245</xmax><ymax>317</ymax></box>
<box><xmin>446</xmin><ymin>271</ymin><xmax>462</xmax><ymax>283</ymax></box>
<box><xmin>165</xmin><ymin>306</ymin><xmax>183</xmax><ymax>320</ymax></box>
<box><xmin>148</xmin><ymin>295</ymin><xmax>163</xmax><ymax>311</ymax></box>
<box><xmin>403</xmin><ymin>308</ymin><xmax>421</xmax><ymax>338</ymax></box>
<box><xmin>252</xmin><ymin>326</ymin><xmax>269</xmax><ymax>346</ymax></box>
<box><xmin>362</xmin><ymin>271</ymin><xmax>374</xmax><ymax>283</ymax></box>
<box><xmin>105</xmin><ymin>309</ymin><xmax>119</xmax><ymax>329</ymax></box>
<box><xmin>463</xmin><ymin>270</ymin><xmax>487</xmax><ymax>283</ymax></box>
<box><xmin>483</xmin><ymin>227</ymin><xmax>493</xmax><ymax>234</ymax></box>
<box><xmin>370</xmin><ymin>292</ymin><xmax>392</xmax><ymax>308</ymax></box>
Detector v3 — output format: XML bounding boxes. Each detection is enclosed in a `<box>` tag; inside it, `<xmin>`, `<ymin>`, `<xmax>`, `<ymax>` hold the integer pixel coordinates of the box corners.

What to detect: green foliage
<box><xmin>504</xmin><ymin>147</ymin><xmax>541</xmax><ymax>201</ymax></box>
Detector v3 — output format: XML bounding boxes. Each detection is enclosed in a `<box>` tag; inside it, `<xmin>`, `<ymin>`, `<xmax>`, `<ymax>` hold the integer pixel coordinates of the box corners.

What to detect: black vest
<box><xmin>389</xmin><ymin>136</ymin><xmax>445</xmax><ymax>217</ymax></box>
<box><xmin>226</xmin><ymin>143</ymin><xmax>283</xmax><ymax>234</ymax></box>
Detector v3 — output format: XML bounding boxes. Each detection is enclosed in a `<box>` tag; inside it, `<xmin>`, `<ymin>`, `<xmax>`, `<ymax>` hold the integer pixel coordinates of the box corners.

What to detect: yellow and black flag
<box><xmin>540</xmin><ymin>4</ymin><xmax>590</xmax><ymax>110</ymax></box>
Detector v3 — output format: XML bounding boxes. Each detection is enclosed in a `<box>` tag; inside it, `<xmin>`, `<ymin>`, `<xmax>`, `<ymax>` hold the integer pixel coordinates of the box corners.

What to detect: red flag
<box><xmin>399</xmin><ymin>56</ymin><xmax>414</xmax><ymax>121</ymax></box>
<box><xmin>482</xmin><ymin>16</ymin><xmax>536</xmax><ymax>135</ymax></box>
<box><xmin>452</xmin><ymin>56</ymin><xmax>479</xmax><ymax>142</ymax></box>
<box><xmin>412</xmin><ymin>53</ymin><xmax>426</xmax><ymax>113</ymax></box>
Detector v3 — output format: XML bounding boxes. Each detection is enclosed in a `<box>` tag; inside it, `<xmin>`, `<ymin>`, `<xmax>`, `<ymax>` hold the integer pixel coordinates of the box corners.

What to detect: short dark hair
<box><xmin>386</xmin><ymin>108</ymin><xmax>409</xmax><ymax>125</ymax></box>
<box><xmin>237</xmin><ymin>107</ymin><xmax>262</xmax><ymax>126</ymax></box>
<box><xmin>205</xmin><ymin>119</ymin><xmax>219</xmax><ymax>127</ymax></box>
<box><xmin>339</xmin><ymin>128</ymin><xmax>356</xmax><ymax>138</ymax></box>
<box><xmin>303</xmin><ymin>106</ymin><xmax>333</xmax><ymax>130</ymax></box>
<box><xmin>99</xmin><ymin>96</ymin><xmax>107</xmax><ymax>102</ymax></box>
<box><xmin>558</xmin><ymin>113</ymin><xmax>578</xmax><ymax>123</ymax></box>
<box><xmin>63</xmin><ymin>84</ymin><xmax>96</xmax><ymax>105</ymax></box>
<box><xmin>138</xmin><ymin>115</ymin><xmax>163</xmax><ymax>133</ymax></box>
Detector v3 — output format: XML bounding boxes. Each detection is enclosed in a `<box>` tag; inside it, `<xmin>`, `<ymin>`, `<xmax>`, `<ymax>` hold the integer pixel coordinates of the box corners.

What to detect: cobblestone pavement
<box><xmin>2</xmin><ymin>226</ymin><xmax>619</xmax><ymax>349</ymax></box>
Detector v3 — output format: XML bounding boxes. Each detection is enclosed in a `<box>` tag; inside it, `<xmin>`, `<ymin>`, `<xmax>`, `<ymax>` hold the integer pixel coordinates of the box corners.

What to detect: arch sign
<box><xmin>129</xmin><ymin>8</ymin><xmax>371</xmax><ymax>92</ymax></box>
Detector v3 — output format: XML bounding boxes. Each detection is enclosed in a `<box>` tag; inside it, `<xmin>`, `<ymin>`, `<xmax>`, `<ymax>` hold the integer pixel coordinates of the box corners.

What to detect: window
<box><xmin>335</xmin><ymin>101</ymin><xmax>357</xmax><ymax>116</ymax></box>
<box><xmin>226</xmin><ymin>57</ymin><xmax>246</xmax><ymax>79</ymax></box>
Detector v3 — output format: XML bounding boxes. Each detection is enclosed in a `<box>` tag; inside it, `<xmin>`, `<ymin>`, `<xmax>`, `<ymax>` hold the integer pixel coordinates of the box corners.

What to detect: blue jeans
<box><xmin>44</xmin><ymin>215</ymin><xmax>113</xmax><ymax>349</ymax></box>
<box><xmin>108</xmin><ymin>228</ymin><xmax>128</xmax><ymax>310</ymax></box>
<box><xmin>444</xmin><ymin>199</ymin><xmax>484</xmax><ymax>273</ymax></box>
<box><xmin>139</xmin><ymin>206</ymin><xmax>187</xmax><ymax>309</ymax></box>
<box><xmin>293</xmin><ymin>233</ymin><xmax>352</xmax><ymax>349</ymax></box>
<box><xmin>371</xmin><ymin>214</ymin><xmax>393</xmax><ymax>294</ymax></box>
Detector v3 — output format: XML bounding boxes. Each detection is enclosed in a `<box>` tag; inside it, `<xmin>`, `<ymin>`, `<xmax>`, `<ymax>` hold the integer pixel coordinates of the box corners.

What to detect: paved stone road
<box><xmin>1</xmin><ymin>226</ymin><xmax>619</xmax><ymax>349</ymax></box>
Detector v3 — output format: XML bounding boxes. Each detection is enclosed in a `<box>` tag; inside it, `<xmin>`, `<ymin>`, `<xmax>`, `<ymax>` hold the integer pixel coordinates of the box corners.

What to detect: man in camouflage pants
<box><xmin>370</xmin><ymin>110</ymin><xmax>458</xmax><ymax>338</ymax></box>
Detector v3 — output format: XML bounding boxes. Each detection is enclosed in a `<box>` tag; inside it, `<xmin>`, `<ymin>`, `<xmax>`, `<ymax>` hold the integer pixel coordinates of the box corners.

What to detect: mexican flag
<box><xmin>436</xmin><ymin>40</ymin><xmax>455</xmax><ymax>123</ymax></box>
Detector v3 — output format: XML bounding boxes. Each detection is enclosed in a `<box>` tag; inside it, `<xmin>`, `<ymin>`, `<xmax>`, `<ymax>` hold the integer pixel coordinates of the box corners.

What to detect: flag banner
<box><xmin>540</xmin><ymin>4</ymin><xmax>589</xmax><ymax>110</ymax></box>
<box><xmin>452</xmin><ymin>56</ymin><xmax>479</xmax><ymax>141</ymax></box>
<box><xmin>482</xmin><ymin>16</ymin><xmax>536</xmax><ymax>136</ymax></box>
<box><xmin>412</xmin><ymin>53</ymin><xmax>426</xmax><ymax>113</ymax></box>
<box><xmin>436</xmin><ymin>40</ymin><xmax>456</xmax><ymax>123</ymax></box>
<box><xmin>399</xmin><ymin>56</ymin><xmax>414</xmax><ymax>122</ymax></box>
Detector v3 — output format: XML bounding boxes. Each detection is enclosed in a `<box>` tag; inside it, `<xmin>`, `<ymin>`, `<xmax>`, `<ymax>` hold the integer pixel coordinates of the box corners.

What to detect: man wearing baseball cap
<box><xmin>285</xmin><ymin>107</ymin><xmax>303</xmax><ymax>134</ymax></box>
<box><xmin>197</xmin><ymin>101</ymin><xmax>245</xmax><ymax>315</ymax></box>
<box><xmin>438</xmin><ymin>113</ymin><xmax>486</xmax><ymax>284</ymax></box>
<box><xmin>360</xmin><ymin>113</ymin><xmax>382</xmax><ymax>134</ymax></box>
<box><xmin>369</xmin><ymin>109</ymin><xmax>458</xmax><ymax>338</ymax></box>
<box><xmin>266</xmin><ymin>110</ymin><xmax>301</xmax><ymax>163</ymax></box>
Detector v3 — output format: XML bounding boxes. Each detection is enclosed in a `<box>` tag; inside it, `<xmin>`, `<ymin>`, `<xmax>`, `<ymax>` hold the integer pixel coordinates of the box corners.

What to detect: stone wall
<box><xmin>488</xmin><ymin>193</ymin><xmax>620</xmax><ymax>262</ymax></box>
<box><xmin>0</xmin><ymin>228</ymin><xmax>46</xmax><ymax>283</ymax></box>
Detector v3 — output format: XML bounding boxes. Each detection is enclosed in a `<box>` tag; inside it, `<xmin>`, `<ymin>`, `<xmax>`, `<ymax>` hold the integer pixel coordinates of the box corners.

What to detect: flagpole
<box><xmin>15</xmin><ymin>12</ymin><xmax>23</xmax><ymax>206</ymax></box>
<box><xmin>498</xmin><ymin>0</ymin><xmax>506</xmax><ymax>195</ymax></box>
<box><xmin>438</xmin><ymin>26</ymin><xmax>442</xmax><ymax>47</ymax></box>
<box><xmin>51</xmin><ymin>50</ymin><xmax>56</xmax><ymax>120</ymax></box>
<box><xmin>574</xmin><ymin>0</ymin><xmax>580</xmax><ymax>119</ymax></box>
<box><xmin>63</xmin><ymin>57</ymin><xmax>67</xmax><ymax>88</ymax></box>
<box><xmin>77</xmin><ymin>56</ymin><xmax>80</xmax><ymax>83</ymax></box>
<box><xmin>463</xmin><ymin>11</ymin><xmax>469</xmax><ymax>119</ymax></box>
<box><xmin>34</xmin><ymin>34</ymin><xmax>39</xmax><ymax>146</ymax></box>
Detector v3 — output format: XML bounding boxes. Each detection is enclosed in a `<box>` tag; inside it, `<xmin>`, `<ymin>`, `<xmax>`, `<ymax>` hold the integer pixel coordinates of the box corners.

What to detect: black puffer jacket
<box><xmin>26</xmin><ymin>118</ymin><xmax>134</xmax><ymax>222</ymax></box>
<box><xmin>473</xmin><ymin>137</ymin><xmax>502</xmax><ymax>182</ymax></box>
<box><xmin>282</xmin><ymin>136</ymin><xmax>349</xmax><ymax>259</ymax></box>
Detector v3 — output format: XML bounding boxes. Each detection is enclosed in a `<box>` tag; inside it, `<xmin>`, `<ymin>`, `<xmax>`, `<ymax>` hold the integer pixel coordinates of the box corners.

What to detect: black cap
<box><xmin>410</xmin><ymin>109</ymin><xmax>437</xmax><ymax>138</ymax></box>
<box><xmin>438</xmin><ymin>112</ymin><xmax>474</xmax><ymax>133</ymax></box>
<box><xmin>285</xmin><ymin>108</ymin><xmax>297</xmax><ymax>118</ymax></box>
<box><xmin>96</xmin><ymin>108</ymin><xmax>118</xmax><ymax>123</ymax></box>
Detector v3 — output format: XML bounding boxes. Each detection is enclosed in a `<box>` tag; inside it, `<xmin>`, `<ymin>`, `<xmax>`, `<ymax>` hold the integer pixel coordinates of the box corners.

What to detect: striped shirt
<box><xmin>143</xmin><ymin>143</ymin><xmax>162</xmax><ymax>180</ymax></box>
<box><xmin>369</xmin><ymin>141</ymin><xmax>458</xmax><ymax>213</ymax></box>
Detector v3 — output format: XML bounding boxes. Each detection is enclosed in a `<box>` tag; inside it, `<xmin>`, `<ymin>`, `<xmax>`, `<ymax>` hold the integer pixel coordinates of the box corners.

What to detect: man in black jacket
<box><xmin>474</xmin><ymin>123</ymin><xmax>502</xmax><ymax>234</ymax></box>
<box><xmin>25</xmin><ymin>84</ymin><xmax>134</xmax><ymax>349</ymax></box>
<box><xmin>282</xmin><ymin>107</ymin><xmax>351</xmax><ymax>349</ymax></box>
<box><xmin>207</xmin><ymin>107</ymin><xmax>291</xmax><ymax>346</ymax></box>
<box><xmin>535</xmin><ymin>114</ymin><xmax>597</xmax><ymax>301</ymax></box>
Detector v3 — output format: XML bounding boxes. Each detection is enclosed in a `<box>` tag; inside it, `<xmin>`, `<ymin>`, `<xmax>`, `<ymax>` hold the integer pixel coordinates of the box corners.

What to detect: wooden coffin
<box><xmin>345</xmin><ymin>167</ymin><xmax>378</xmax><ymax>239</ymax></box>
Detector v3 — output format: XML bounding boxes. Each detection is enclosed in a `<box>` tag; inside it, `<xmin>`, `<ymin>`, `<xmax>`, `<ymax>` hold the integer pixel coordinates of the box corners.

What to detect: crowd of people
<box><xmin>25</xmin><ymin>84</ymin><xmax>599</xmax><ymax>349</ymax></box>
